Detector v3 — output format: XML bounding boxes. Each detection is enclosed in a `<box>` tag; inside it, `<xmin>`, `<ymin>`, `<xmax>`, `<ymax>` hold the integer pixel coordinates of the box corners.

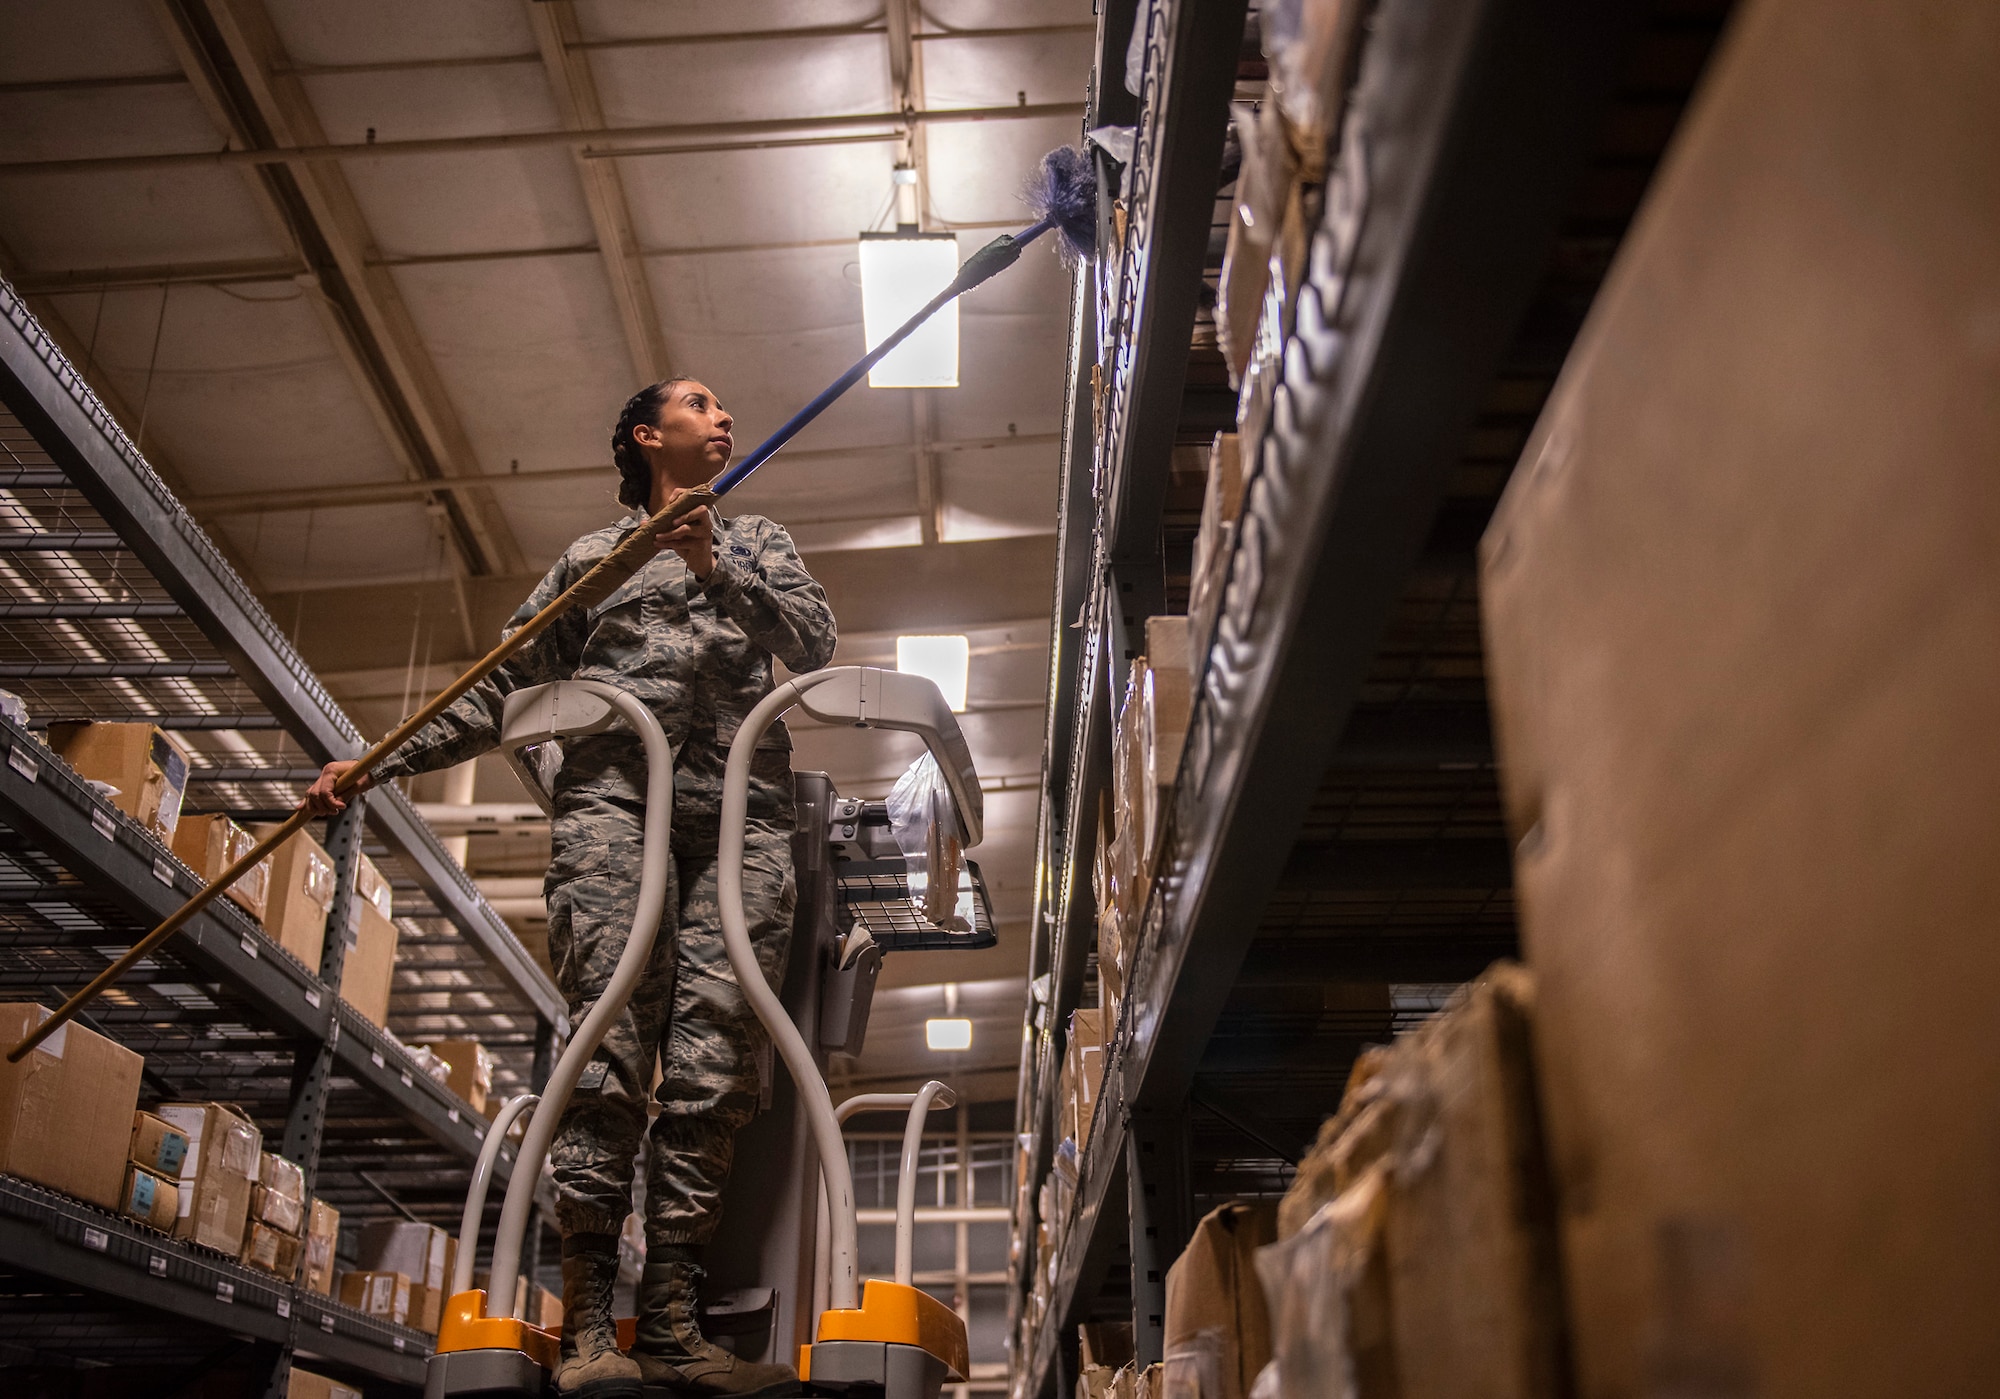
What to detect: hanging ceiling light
<box><xmin>896</xmin><ymin>634</ymin><xmax>969</xmax><ymax>712</ymax></box>
<box><xmin>859</xmin><ymin>233</ymin><xmax>960</xmax><ymax>388</ymax></box>
<box><xmin>926</xmin><ymin>981</ymin><xmax>972</xmax><ymax>1051</ymax></box>
<box><xmin>860</xmin><ymin>165</ymin><xmax>958</xmax><ymax>389</ymax></box>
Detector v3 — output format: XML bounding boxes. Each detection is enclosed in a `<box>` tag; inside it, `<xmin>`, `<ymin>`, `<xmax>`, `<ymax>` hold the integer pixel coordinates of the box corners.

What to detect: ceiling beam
<box><xmin>7</xmin><ymin>257</ymin><xmax>305</xmax><ymax>292</ymax></box>
<box><xmin>180</xmin><ymin>433</ymin><xmax>1059</xmax><ymax>517</ymax></box>
<box><xmin>9</xmin><ymin>222</ymin><xmax>1045</xmax><ymax>294</ymax></box>
<box><xmin>143</xmin><ymin>0</ymin><xmax>524</xmax><ymax>577</ymax></box>
<box><xmin>0</xmin><ymin>101</ymin><xmax>1089</xmax><ymax>177</ymax></box>
<box><xmin>525</xmin><ymin>0</ymin><xmax>673</xmax><ymax>384</ymax></box>
<box><xmin>200</xmin><ymin>0</ymin><xmax>526</xmax><ymax>577</ymax></box>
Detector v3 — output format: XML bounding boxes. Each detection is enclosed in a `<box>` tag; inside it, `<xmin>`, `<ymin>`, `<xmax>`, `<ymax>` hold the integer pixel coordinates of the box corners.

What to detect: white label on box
<box><xmin>83</xmin><ymin>1227</ymin><xmax>107</xmax><ymax>1252</ymax></box>
<box><xmin>152</xmin><ymin>856</ymin><xmax>174</xmax><ymax>886</ymax></box>
<box><xmin>304</xmin><ymin>988</ymin><xmax>321</xmax><ymax>1008</ymax></box>
<box><xmin>239</xmin><ymin>935</ymin><xmax>257</xmax><ymax>959</ymax></box>
<box><xmin>215</xmin><ymin>1281</ymin><xmax>234</xmax><ymax>1304</ymax></box>
<box><xmin>91</xmin><ymin>807</ymin><xmax>115</xmax><ymax>841</ymax></box>
<box><xmin>32</xmin><ymin>1008</ymin><xmax>66</xmax><ymax>1060</ymax></box>
<box><xmin>276</xmin><ymin>1297</ymin><xmax>290</xmax><ymax>1318</ymax></box>
<box><xmin>149</xmin><ymin>1254</ymin><xmax>167</xmax><ymax>1277</ymax></box>
<box><xmin>8</xmin><ymin>745</ymin><xmax>38</xmax><ymax>781</ymax></box>
<box><xmin>321</xmin><ymin>1312</ymin><xmax>336</xmax><ymax>1333</ymax></box>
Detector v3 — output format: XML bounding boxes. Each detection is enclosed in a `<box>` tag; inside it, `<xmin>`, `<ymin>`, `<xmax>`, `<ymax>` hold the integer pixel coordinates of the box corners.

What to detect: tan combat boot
<box><xmin>631</xmin><ymin>1254</ymin><xmax>799</xmax><ymax>1398</ymax></box>
<box><xmin>555</xmin><ymin>1233</ymin><xmax>643</xmax><ymax>1399</ymax></box>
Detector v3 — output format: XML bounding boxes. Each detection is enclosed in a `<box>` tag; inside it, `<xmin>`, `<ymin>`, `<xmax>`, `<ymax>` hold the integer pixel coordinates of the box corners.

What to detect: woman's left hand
<box><xmin>654</xmin><ymin>489</ymin><xmax>716</xmax><ymax>580</ymax></box>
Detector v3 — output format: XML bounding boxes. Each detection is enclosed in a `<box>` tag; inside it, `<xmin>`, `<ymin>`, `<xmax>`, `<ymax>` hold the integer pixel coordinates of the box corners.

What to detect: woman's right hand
<box><xmin>302</xmin><ymin>760</ymin><xmax>371</xmax><ymax>816</ymax></box>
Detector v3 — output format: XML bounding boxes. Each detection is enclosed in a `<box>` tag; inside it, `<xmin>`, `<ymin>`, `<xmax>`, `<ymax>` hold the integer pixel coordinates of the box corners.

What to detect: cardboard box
<box><xmin>259</xmin><ymin>1150</ymin><xmax>304</xmax><ymax>1207</ymax></box>
<box><xmin>423</xmin><ymin>1039</ymin><xmax>492</xmax><ymax>1116</ymax></box>
<box><xmin>156</xmin><ymin>1101</ymin><xmax>261</xmax><ymax>1253</ymax></box>
<box><xmin>339</xmin><ymin>898</ymin><xmax>400</xmax><ymax>1029</ymax></box>
<box><xmin>1139</xmin><ymin>619</ymin><xmax>1192</xmax><ymax>868</ymax></box>
<box><xmin>1163</xmin><ymin>1200</ymin><xmax>1278</xmax><ymax>1399</ymax></box>
<box><xmin>128</xmin><ymin>1109</ymin><xmax>189</xmax><ymax>1178</ymax></box>
<box><xmin>170</xmin><ymin>813</ymin><xmax>271</xmax><ymax>923</ymax></box>
<box><xmin>250</xmin><ymin>1180</ymin><xmax>303</xmax><ymax>1235</ymax></box>
<box><xmin>1216</xmin><ymin>106</ymin><xmax>1295</xmax><ymax>388</ymax></box>
<box><xmin>118</xmin><ymin>1162</ymin><xmax>179</xmax><ymax>1231</ymax></box>
<box><xmin>257</xmin><ymin>826</ymin><xmax>336</xmax><ymax>969</ymax></box>
<box><xmin>355</xmin><ymin>850</ymin><xmax>393</xmax><ymax>920</ymax></box>
<box><xmin>287</xmin><ymin>1368</ymin><xmax>362</xmax><ymax>1399</ymax></box>
<box><xmin>1190</xmin><ymin>434</ymin><xmax>1246</xmax><ymax>682</ymax></box>
<box><xmin>1059</xmin><ymin>1009</ymin><xmax>1105</xmax><ymax>1152</ymax></box>
<box><xmin>339</xmin><ymin>1269</ymin><xmax>411</xmax><ymax>1326</ymax></box>
<box><xmin>301</xmin><ymin>1197</ymin><xmax>340</xmax><ymax>1296</ymax></box>
<box><xmin>0</xmin><ymin>1004</ymin><xmax>143</xmax><ymax>1210</ymax></box>
<box><xmin>358</xmin><ymin>1218</ymin><xmax>448</xmax><ymax>1293</ymax></box>
<box><xmin>1477</xmin><ymin>3</ymin><xmax>2000</xmax><ymax>1394</ymax></box>
<box><xmin>45</xmin><ymin>721</ymin><xmax>190</xmax><ymax>843</ymax></box>
<box><xmin>241</xmin><ymin>1219</ymin><xmax>302</xmax><ymax>1280</ymax></box>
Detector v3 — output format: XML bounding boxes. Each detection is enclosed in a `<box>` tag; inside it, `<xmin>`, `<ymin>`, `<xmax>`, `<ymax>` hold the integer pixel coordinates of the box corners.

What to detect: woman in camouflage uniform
<box><xmin>308</xmin><ymin>379</ymin><xmax>834</xmax><ymax>1399</ymax></box>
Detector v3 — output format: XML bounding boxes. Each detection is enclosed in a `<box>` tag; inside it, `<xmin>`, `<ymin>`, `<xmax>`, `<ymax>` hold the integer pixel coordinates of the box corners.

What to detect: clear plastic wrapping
<box><xmin>885</xmin><ymin>751</ymin><xmax>968</xmax><ymax>928</ymax></box>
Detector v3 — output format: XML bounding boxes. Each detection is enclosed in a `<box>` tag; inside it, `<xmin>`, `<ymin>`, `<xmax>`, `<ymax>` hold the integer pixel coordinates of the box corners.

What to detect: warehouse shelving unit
<box><xmin>0</xmin><ymin>279</ymin><xmax>565</xmax><ymax>1392</ymax></box>
<box><xmin>1011</xmin><ymin>1</ymin><xmax>1735</xmax><ymax>1395</ymax></box>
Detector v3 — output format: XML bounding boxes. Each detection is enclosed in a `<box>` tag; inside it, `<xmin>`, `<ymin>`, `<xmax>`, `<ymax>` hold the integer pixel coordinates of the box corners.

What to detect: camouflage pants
<box><xmin>545</xmin><ymin>807</ymin><xmax>797</xmax><ymax>1247</ymax></box>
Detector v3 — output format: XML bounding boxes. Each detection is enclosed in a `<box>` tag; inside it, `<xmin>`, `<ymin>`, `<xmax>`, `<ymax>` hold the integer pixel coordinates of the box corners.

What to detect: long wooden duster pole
<box><xmin>6</xmin><ymin>487</ymin><xmax>715</xmax><ymax>1063</ymax></box>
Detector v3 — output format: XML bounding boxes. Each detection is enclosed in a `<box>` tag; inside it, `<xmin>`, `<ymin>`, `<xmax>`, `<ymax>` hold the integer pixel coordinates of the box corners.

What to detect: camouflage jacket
<box><xmin>374</xmin><ymin>512</ymin><xmax>836</xmax><ymax>832</ymax></box>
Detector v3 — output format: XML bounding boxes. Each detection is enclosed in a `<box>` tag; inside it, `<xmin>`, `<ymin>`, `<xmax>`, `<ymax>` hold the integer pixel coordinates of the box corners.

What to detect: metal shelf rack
<box><xmin>0</xmin><ymin>278</ymin><xmax>566</xmax><ymax>1392</ymax></box>
<box><xmin>1010</xmin><ymin>2</ymin><xmax>1735</xmax><ymax>1396</ymax></box>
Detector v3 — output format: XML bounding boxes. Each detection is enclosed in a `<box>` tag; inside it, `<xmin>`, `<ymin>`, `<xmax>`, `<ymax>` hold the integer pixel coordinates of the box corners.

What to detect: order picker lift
<box><xmin>426</xmin><ymin>666</ymin><xmax>991</xmax><ymax>1399</ymax></box>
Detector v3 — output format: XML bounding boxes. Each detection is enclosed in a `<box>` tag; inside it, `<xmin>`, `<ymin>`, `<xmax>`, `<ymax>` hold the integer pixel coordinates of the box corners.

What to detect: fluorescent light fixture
<box><xmin>859</xmin><ymin>232</ymin><xmax>959</xmax><ymax>388</ymax></box>
<box><xmin>925</xmin><ymin>1017</ymin><xmax>973</xmax><ymax>1051</ymax></box>
<box><xmin>896</xmin><ymin>634</ymin><xmax>969</xmax><ymax>712</ymax></box>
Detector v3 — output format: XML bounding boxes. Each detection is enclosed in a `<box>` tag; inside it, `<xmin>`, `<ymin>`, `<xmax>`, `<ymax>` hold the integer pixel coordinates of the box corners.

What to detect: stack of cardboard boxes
<box><xmin>1095</xmin><ymin>616</ymin><xmax>1193</xmax><ymax>1041</ymax></box>
<box><xmin>122</xmin><ymin>1111</ymin><xmax>188</xmax><ymax>1231</ymax></box>
<box><xmin>37</xmin><ymin>720</ymin><xmax>401</xmax><ymax>1032</ymax></box>
<box><xmin>1135</xmin><ymin>967</ymin><xmax>1555</xmax><ymax>1399</ymax></box>
<box><xmin>240</xmin><ymin>1150</ymin><xmax>309</xmax><ymax>1280</ymax></box>
<box><xmin>259</xmin><ymin>828</ymin><xmax>400</xmax><ymax>1030</ymax></box>
<box><xmin>343</xmin><ymin>1219</ymin><xmax>453</xmax><ymax>1331</ymax></box>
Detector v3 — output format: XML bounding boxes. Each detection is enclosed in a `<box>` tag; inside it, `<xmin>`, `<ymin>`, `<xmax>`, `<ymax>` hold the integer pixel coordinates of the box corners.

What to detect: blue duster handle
<box><xmin>710</xmin><ymin>219</ymin><xmax>1054</xmax><ymax>497</ymax></box>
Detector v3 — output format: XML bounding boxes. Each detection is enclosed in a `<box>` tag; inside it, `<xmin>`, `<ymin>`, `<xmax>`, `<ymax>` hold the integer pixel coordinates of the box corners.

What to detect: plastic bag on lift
<box><xmin>885</xmin><ymin>751</ymin><xmax>969</xmax><ymax>930</ymax></box>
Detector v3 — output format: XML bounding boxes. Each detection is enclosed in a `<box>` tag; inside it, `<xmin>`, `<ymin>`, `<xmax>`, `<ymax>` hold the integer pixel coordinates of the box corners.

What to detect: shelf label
<box><xmin>215</xmin><ymin>1280</ymin><xmax>235</xmax><ymax>1304</ymax></box>
<box><xmin>400</xmin><ymin>1071</ymin><xmax>414</xmax><ymax>1088</ymax></box>
<box><xmin>321</xmin><ymin>1312</ymin><xmax>336</xmax><ymax>1333</ymax></box>
<box><xmin>91</xmin><ymin>807</ymin><xmax>115</xmax><ymax>841</ymax></box>
<box><xmin>239</xmin><ymin>935</ymin><xmax>258</xmax><ymax>959</ymax></box>
<box><xmin>304</xmin><ymin>988</ymin><xmax>322</xmax><ymax>1008</ymax></box>
<box><xmin>276</xmin><ymin>1297</ymin><xmax>291</xmax><ymax>1318</ymax></box>
<box><xmin>152</xmin><ymin>856</ymin><xmax>175</xmax><ymax>886</ymax></box>
<box><xmin>8</xmin><ymin>745</ymin><xmax>38</xmax><ymax>781</ymax></box>
<box><xmin>82</xmin><ymin>1226</ymin><xmax>108</xmax><ymax>1252</ymax></box>
<box><xmin>394</xmin><ymin>1337</ymin><xmax>406</xmax><ymax>1352</ymax></box>
<box><xmin>370</xmin><ymin>1051</ymin><xmax>384</xmax><ymax>1068</ymax></box>
<box><xmin>448</xmin><ymin>1107</ymin><xmax>459</xmax><ymax>1123</ymax></box>
<box><xmin>149</xmin><ymin>1254</ymin><xmax>167</xmax><ymax>1277</ymax></box>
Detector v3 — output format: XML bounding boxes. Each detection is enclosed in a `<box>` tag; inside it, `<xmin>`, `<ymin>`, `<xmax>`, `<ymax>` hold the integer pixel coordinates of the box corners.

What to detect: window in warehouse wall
<box><xmin>846</xmin><ymin>1127</ymin><xmax>1016</xmax><ymax>1392</ymax></box>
